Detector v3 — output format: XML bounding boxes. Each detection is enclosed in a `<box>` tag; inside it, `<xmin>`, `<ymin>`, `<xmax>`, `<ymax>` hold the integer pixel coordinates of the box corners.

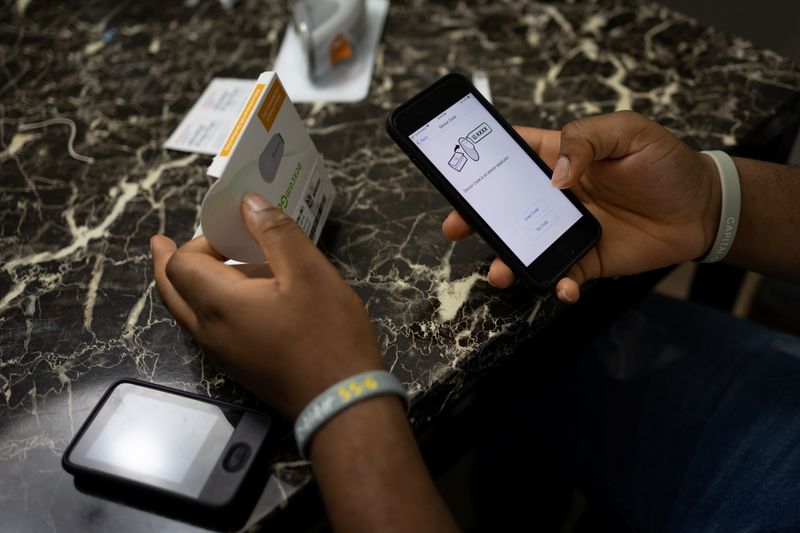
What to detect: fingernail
<box><xmin>243</xmin><ymin>192</ymin><xmax>272</xmax><ymax>213</ymax></box>
<box><xmin>557</xmin><ymin>287</ymin><xmax>575</xmax><ymax>303</ymax></box>
<box><xmin>551</xmin><ymin>156</ymin><xmax>570</xmax><ymax>188</ymax></box>
<box><xmin>487</xmin><ymin>264</ymin><xmax>497</xmax><ymax>287</ymax></box>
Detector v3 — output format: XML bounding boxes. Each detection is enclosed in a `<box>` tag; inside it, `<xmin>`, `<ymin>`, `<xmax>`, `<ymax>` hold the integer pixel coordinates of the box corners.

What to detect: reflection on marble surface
<box><xmin>1</xmin><ymin>0</ymin><xmax>798</xmax><ymax>530</ymax></box>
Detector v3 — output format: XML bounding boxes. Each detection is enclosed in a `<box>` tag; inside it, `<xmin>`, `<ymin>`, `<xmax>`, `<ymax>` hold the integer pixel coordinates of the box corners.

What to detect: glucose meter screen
<box><xmin>78</xmin><ymin>384</ymin><xmax>233</xmax><ymax>497</ymax></box>
<box><xmin>410</xmin><ymin>94</ymin><xmax>582</xmax><ymax>266</ymax></box>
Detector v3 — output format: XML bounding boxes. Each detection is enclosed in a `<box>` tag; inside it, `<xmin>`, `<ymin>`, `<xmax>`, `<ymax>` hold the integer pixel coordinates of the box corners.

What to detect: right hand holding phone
<box><xmin>442</xmin><ymin>111</ymin><xmax>721</xmax><ymax>303</ymax></box>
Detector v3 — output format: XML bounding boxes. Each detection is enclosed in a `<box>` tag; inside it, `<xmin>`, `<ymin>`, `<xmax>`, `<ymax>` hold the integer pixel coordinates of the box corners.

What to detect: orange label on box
<box><xmin>220</xmin><ymin>83</ymin><xmax>265</xmax><ymax>156</ymax></box>
<box><xmin>256</xmin><ymin>80</ymin><xmax>286</xmax><ymax>132</ymax></box>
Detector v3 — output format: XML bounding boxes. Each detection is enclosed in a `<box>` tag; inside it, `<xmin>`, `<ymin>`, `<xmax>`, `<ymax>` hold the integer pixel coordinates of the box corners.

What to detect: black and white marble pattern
<box><xmin>1</xmin><ymin>0</ymin><xmax>798</xmax><ymax>530</ymax></box>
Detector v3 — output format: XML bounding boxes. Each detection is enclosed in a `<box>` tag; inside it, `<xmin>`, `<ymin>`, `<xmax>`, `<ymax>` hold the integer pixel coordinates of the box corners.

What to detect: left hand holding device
<box><xmin>151</xmin><ymin>193</ymin><xmax>459</xmax><ymax>532</ymax></box>
<box><xmin>150</xmin><ymin>193</ymin><xmax>385</xmax><ymax>420</ymax></box>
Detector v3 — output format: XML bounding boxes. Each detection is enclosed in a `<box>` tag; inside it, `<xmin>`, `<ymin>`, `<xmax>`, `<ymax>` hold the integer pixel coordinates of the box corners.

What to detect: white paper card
<box><xmin>274</xmin><ymin>0</ymin><xmax>389</xmax><ymax>103</ymax></box>
<box><xmin>164</xmin><ymin>78</ymin><xmax>256</xmax><ymax>155</ymax></box>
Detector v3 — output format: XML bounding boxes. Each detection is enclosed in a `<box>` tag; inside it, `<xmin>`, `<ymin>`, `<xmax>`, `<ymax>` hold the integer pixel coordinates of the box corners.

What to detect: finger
<box><xmin>240</xmin><ymin>192</ymin><xmax>319</xmax><ymax>282</ymax></box>
<box><xmin>513</xmin><ymin>125</ymin><xmax>561</xmax><ymax>167</ymax></box>
<box><xmin>556</xmin><ymin>262</ymin><xmax>587</xmax><ymax>303</ymax></box>
<box><xmin>513</xmin><ymin>125</ymin><xmax>549</xmax><ymax>153</ymax></box>
<box><xmin>150</xmin><ymin>235</ymin><xmax>200</xmax><ymax>333</ymax></box>
<box><xmin>230</xmin><ymin>262</ymin><xmax>274</xmax><ymax>279</ymax></box>
<box><xmin>487</xmin><ymin>258</ymin><xmax>515</xmax><ymax>288</ymax></box>
<box><xmin>165</xmin><ymin>245</ymin><xmax>247</xmax><ymax>320</ymax></box>
<box><xmin>178</xmin><ymin>235</ymin><xmax>227</xmax><ymax>261</ymax></box>
<box><xmin>555</xmin><ymin>277</ymin><xmax>581</xmax><ymax>303</ymax></box>
<box><xmin>553</xmin><ymin>248</ymin><xmax>602</xmax><ymax>303</ymax></box>
<box><xmin>551</xmin><ymin>110</ymin><xmax>654</xmax><ymax>188</ymax></box>
<box><xmin>442</xmin><ymin>210</ymin><xmax>474</xmax><ymax>241</ymax></box>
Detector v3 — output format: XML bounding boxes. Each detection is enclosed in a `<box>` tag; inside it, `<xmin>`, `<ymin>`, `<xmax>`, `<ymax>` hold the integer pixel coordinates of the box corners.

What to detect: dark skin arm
<box><xmin>443</xmin><ymin>111</ymin><xmax>800</xmax><ymax>301</ymax></box>
<box><xmin>311</xmin><ymin>396</ymin><xmax>456</xmax><ymax>532</ymax></box>
<box><xmin>722</xmin><ymin>157</ymin><xmax>800</xmax><ymax>281</ymax></box>
<box><xmin>150</xmin><ymin>194</ymin><xmax>458</xmax><ymax>533</ymax></box>
<box><xmin>150</xmin><ymin>110</ymin><xmax>800</xmax><ymax>531</ymax></box>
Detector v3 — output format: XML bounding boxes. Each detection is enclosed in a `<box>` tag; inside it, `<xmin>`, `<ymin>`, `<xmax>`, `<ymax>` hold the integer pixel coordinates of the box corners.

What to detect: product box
<box><xmin>199</xmin><ymin>72</ymin><xmax>335</xmax><ymax>263</ymax></box>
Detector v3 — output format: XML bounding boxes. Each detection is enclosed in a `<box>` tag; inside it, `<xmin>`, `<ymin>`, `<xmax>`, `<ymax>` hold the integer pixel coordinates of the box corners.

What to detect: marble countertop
<box><xmin>1</xmin><ymin>0</ymin><xmax>798</xmax><ymax>531</ymax></box>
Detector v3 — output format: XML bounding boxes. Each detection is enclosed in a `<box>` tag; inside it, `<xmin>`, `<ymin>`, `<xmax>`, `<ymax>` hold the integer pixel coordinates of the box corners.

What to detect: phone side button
<box><xmin>223</xmin><ymin>443</ymin><xmax>251</xmax><ymax>472</ymax></box>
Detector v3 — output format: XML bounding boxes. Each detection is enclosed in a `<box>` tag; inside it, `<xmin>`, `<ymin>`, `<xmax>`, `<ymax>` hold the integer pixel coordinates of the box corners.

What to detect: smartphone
<box><xmin>63</xmin><ymin>379</ymin><xmax>271</xmax><ymax>512</ymax></box>
<box><xmin>386</xmin><ymin>73</ymin><xmax>601</xmax><ymax>289</ymax></box>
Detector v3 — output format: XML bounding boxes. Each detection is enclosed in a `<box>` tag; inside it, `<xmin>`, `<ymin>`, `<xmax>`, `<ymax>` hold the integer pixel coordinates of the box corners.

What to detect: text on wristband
<box><xmin>337</xmin><ymin>375</ymin><xmax>378</xmax><ymax>402</ymax></box>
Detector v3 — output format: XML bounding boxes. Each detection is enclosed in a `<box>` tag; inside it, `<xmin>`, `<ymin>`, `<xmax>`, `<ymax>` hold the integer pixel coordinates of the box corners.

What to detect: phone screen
<box><xmin>409</xmin><ymin>93</ymin><xmax>582</xmax><ymax>266</ymax></box>
<box><xmin>68</xmin><ymin>383</ymin><xmax>235</xmax><ymax>498</ymax></box>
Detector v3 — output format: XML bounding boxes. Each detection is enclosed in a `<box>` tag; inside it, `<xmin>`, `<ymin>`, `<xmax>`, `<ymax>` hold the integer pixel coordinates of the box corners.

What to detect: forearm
<box><xmin>723</xmin><ymin>157</ymin><xmax>800</xmax><ymax>281</ymax></box>
<box><xmin>309</xmin><ymin>396</ymin><xmax>459</xmax><ymax>533</ymax></box>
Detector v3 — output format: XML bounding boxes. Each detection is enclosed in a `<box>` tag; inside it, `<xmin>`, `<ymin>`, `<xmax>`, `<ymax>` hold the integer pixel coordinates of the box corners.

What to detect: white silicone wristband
<box><xmin>697</xmin><ymin>150</ymin><xmax>741</xmax><ymax>263</ymax></box>
<box><xmin>294</xmin><ymin>370</ymin><xmax>408</xmax><ymax>459</ymax></box>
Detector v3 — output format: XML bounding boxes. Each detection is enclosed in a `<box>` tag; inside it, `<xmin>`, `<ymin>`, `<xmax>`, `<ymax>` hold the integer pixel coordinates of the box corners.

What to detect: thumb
<box><xmin>240</xmin><ymin>192</ymin><xmax>313</xmax><ymax>281</ymax></box>
<box><xmin>550</xmin><ymin>110</ymin><xmax>656</xmax><ymax>188</ymax></box>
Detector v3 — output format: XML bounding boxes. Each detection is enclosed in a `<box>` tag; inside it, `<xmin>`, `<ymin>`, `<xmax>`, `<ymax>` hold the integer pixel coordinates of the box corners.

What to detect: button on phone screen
<box><xmin>409</xmin><ymin>94</ymin><xmax>582</xmax><ymax>266</ymax></box>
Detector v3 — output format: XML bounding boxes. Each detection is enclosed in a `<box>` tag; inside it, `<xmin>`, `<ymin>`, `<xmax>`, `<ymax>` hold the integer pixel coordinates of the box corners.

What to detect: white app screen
<box><xmin>410</xmin><ymin>94</ymin><xmax>582</xmax><ymax>266</ymax></box>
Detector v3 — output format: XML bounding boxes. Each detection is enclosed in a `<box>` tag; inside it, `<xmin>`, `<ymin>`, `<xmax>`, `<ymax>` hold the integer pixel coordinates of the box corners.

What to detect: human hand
<box><xmin>442</xmin><ymin>111</ymin><xmax>720</xmax><ymax>303</ymax></box>
<box><xmin>151</xmin><ymin>193</ymin><xmax>384</xmax><ymax>419</ymax></box>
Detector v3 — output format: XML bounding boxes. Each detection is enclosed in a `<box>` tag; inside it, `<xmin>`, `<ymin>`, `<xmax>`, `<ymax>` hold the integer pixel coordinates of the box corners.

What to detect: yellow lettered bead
<box><xmin>364</xmin><ymin>376</ymin><xmax>378</xmax><ymax>390</ymax></box>
<box><xmin>338</xmin><ymin>386</ymin><xmax>351</xmax><ymax>401</ymax></box>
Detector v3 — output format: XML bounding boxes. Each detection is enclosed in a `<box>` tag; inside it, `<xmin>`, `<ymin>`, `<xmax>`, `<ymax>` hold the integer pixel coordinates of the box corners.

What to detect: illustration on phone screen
<box><xmin>409</xmin><ymin>94</ymin><xmax>582</xmax><ymax>266</ymax></box>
